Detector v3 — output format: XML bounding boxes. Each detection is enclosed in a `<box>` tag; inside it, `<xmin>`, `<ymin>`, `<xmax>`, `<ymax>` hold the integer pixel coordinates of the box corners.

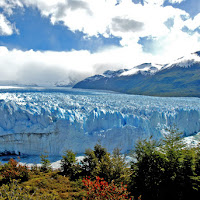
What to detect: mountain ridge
<box><xmin>74</xmin><ymin>51</ymin><xmax>200</xmax><ymax>97</ymax></box>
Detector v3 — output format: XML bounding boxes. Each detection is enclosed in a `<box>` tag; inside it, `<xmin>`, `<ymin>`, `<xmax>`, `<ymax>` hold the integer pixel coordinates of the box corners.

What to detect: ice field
<box><xmin>0</xmin><ymin>87</ymin><xmax>199</xmax><ymax>156</ymax></box>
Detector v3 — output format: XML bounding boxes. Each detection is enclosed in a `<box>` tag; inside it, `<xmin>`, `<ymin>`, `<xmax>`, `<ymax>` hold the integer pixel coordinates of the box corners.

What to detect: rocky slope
<box><xmin>74</xmin><ymin>51</ymin><xmax>200</xmax><ymax>97</ymax></box>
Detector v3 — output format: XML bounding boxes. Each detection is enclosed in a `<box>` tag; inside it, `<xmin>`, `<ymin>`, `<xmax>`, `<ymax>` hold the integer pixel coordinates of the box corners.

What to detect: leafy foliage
<box><xmin>0</xmin><ymin>179</ymin><xmax>60</xmax><ymax>200</ymax></box>
<box><xmin>81</xmin><ymin>144</ymin><xmax>129</xmax><ymax>185</ymax></box>
<box><xmin>61</xmin><ymin>150</ymin><xmax>81</xmax><ymax>180</ymax></box>
<box><xmin>40</xmin><ymin>154</ymin><xmax>51</xmax><ymax>172</ymax></box>
<box><xmin>130</xmin><ymin>129</ymin><xmax>200</xmax><ymax>200</ymax></box>
<box><xmin>1</xmin><ymin>130</ymin><xmax>200</xmax><ymax>199</ymax></box>
<box><xmin>0</xmin><ymin>158</ymin><xmax>30</xmax><ymax>184</ymax></box>
<box><xmin>82</xmin><ymin>176</ymin><xmax>132</xmax><ymax>200</ymax></box>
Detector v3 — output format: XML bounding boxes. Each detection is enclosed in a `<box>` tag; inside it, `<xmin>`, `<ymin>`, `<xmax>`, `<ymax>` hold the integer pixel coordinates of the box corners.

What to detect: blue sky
<box><xmin>0</xmin><ymin>0</ymin><xmax>199</xmax><ymax>86</ymax></box>
<box><xmin>0</xmin><ymin>7</ymin><xmax>121</xmax><ymax>52</ymax></box>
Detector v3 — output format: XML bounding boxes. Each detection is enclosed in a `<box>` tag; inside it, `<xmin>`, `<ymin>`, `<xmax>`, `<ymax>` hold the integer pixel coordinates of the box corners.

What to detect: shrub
<box><xmin>0</xmin><ymin>158</ymin><xmax>30</xmax><ymax>184</ymax></box>
<box><xmin>82</xmin><ymin>176</ymin><xmax>132</xmax><ymax>200</ymax></box>
<box><xmin>0</xmin><ymin>179</ymin><xmax>60</xmax><ymax>200</ymax></box>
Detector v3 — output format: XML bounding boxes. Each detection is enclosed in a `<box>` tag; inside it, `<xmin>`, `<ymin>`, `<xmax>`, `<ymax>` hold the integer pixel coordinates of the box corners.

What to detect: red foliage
<box><xmin>0</xmin><ymin>158</ymin><xmax>30</xmax><ymax>183</ymax></box>
<box><xmin>82</xmin><ymin>176</ymin><xmax>132</xmax><ymax>200</ymax></box>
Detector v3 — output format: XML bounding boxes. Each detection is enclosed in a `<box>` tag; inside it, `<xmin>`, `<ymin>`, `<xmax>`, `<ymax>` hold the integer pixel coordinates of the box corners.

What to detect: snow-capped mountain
<box><xmin>165</xmin><ymin>51</ymin><xmax>200</xmax><ymax>69</ymax></box>
<box><xmin>82</xmin><ymin>63</ymin><xmax>163</xmax><ymax>81</ymax></box>
<box><xmin>74</xmin><ymin>51</ymin><xmax>200</xmax><ymax>97</ymax></box>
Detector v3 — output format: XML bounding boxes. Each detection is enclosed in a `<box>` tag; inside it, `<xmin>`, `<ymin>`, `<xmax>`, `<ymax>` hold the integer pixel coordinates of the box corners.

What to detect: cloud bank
<box><xmin>0</xmin><ymin>0</ymin><xmax>199</xmax><ymax>85</ymax></box>
<box><xmin>0</xmin><ymin>45</ymin><xmax>155</xmax><ymax>86</ymax></box>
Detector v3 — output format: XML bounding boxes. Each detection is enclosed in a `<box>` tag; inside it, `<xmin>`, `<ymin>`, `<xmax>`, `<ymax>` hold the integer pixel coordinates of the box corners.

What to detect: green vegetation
<box><xmin>40</xmin><ymin>154</ymin><xmax>51</xmax><ymax>172</ymax></box>
<box><xmin>129</xmin><ymin>130</ymin><xmax>200</xmax><ymax>200</ymax></box>
<box><xmin>1</xmin><ymin>129</ymin><xmax>200</xmax><ymax>199</ymax></box>
<box><xmin>80</xmin><ymin>145</ymin><xmax>129</xmax><ymax>185</ymax></box>
<box><xmin>61</xmin><ymin>150</ymin><xmax>81</xmax><ymax>180</ymax></box>
<box><xmin>74</xmin><ymin>63</ymin><xmax>200</xmax><ymax>97</ymax></box>
<box><xmin>0</xmin><ymin>161</ymin><xmax>86</xmax><ymax>199</ymax></box>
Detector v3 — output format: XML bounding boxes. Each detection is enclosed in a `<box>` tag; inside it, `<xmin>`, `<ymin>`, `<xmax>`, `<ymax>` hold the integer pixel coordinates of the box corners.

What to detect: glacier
<box><xmin>0</xmin><ymin>87</ymin><xmax>200</xmax><ymax>156</ymax></box>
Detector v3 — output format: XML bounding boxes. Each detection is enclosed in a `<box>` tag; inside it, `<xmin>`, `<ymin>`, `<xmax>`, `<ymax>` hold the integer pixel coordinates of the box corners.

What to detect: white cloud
<box><xmin>148</xmin><ymin>31</ymin><xmax>200</xmax><ymax>62</ymax></box>
<box><xmin>184</xmin><ymin>13</ymin><xmax>200</xmax><ymax>30</ymax></box>
<box><xmin>19</xmin><ymin>0</ymin><xmax>190</xmax><ymax>45</ymax></box>
<box><xmin>0</xmin><ymin>0</ymin><xmax>200</xmax><ymax>84</ymax></box>
<box><xmin>169</xmin><ymin>0</ymin><xmax>185</xmax><ymax>4</ymax></box>
<box><xmin>0</xmin><ymin>14</ymin><xmax>16</xmax><ymax>35</ymax></box>
<box><xmin>0</xmin><ymin>45</ymin><xmax>158</xmax><ymax>85</ymax></box>
<box><xmin>144</xmin><ymin>0</ymin><xmax>165</xmax><ymax>6</ymax></box>
<box><xmin>144</xmin><ymin>0</ymin><xmax>185</xmax><ymax>5</ymax></box>
<box><xmin>0</xmin><ymin>47</ymin><xmax>93</xmax><ymax>85</ymax></box>
<box><xmin>0</xmin><ymin>0</ymin><xmax>22</xmax><ymax>35</ymax></box>
<box><xmin>2</xmin><ymin>31</ymin><xmax>199</xmax><ymax>86</ymax></box>
<box><xmin>0</xmin><ymin>0</ymin><xmax>23</xmax><ymax>15</ymax></box>
<box><xmin>0</xmin><ymin>0</ymin><xmax>197</xmax><ymax>44</ymax></box>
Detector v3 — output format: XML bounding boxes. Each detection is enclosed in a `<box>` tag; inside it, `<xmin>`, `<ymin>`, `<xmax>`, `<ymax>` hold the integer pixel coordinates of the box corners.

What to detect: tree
<box><xmin>81</xmin><ymin>144</ymin><xmax>113</xmax><ymax>182</ymax></box>
<box><xmin>129</xmin><ymin>129</ymin><xmax>200</xmax><ymax>200</ymax></box>
<box><xmin>110</xmin><ymin>148</ymin><xmax>130</xmax><ymax>185</ymax></box>
<box><xmin>40</xmin><ymin>154</ymin><xmax>51</xmax><ymax>172</ymax></box>
<box><xmin>61</xmin><ymin>150</ymin><xmax>80</xmax><ymax>180</ymax></box>
<box><xmin>159</xmin><ymin>129</ymin><xmax>185</xmax><ymax>200</ymax></box>
<box><xmin>81</xmin><ymin>144</ymin><xmax>130</xmax><ymax>184</ymax></box>
<box><xmin>129</xmin><ymin>138</ymin><xmax>165</xmax><ymax>200</ymax></box>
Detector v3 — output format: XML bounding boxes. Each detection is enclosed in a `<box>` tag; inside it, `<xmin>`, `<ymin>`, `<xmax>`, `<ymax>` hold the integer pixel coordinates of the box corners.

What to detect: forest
<box><xmin>0</xmin><ymin>129</ymin><xmax>200</xmax><ymax>200</ymax></box>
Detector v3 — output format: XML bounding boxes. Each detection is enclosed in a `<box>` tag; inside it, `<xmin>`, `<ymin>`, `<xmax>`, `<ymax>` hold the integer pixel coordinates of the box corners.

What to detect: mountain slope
<box><xmin>74</xmin><ymin>52</ymin><xmax>200</xmax><ymax>97</ymax></box>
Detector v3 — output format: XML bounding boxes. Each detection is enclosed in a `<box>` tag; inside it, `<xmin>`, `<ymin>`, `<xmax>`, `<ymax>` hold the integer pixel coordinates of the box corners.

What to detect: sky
<box><xmin>0</xmin><ymin>0</ymin><xmax>200</xmax><ymax>86</ymax></box>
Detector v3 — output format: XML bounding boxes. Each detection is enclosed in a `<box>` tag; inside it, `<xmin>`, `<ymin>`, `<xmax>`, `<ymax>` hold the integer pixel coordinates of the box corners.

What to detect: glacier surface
<box><xmin>0</xmin><ymin>87</ymin><xmax>200</xmax><ymax>155</ymax></box>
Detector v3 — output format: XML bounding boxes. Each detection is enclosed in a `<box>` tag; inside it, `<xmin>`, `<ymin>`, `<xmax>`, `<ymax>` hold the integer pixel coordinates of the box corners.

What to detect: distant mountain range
<box><xmin>74</xmin><ymin>51</ymin><xmax>200</xmax><ymax>97</ymax></box>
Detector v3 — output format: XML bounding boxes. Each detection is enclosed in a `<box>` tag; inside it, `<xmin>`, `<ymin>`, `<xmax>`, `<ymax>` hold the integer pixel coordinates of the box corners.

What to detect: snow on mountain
<box><xmin>103</xmin><ymin>69</ymin><xmax>128</xmax><ymax>77</ymax></box>
<box><xmin>74</xmin><ymin>51</ymin><xmax>200</xmax><ymax>97</ymax></box>
<box><xmin>164</xmin><ymin>51</ymin><xmax>200</xmax><ymax>69</ymax></box>
<box><xmin>120</xmin><ymin>63</ymin><xmax>163</xmax><ymax>76</ymax></box>
<box><xmin>0</xmin><ymin>88</ymin><xmax>200</xmax><ymax>156</ymax></box>
<box><xmin>83</xmin><ymin>63</ymin><xmax>163</xmax><ymax>83</ymax></box>
<box><xmin>85</xmin><ymin>69</ymin><xmax>129</xmax><ymax>82</ymax></box>
<box><xmin>79</xmin><ymin>51</ymin><xmax>200</xmax><ymax>82</ymax></box>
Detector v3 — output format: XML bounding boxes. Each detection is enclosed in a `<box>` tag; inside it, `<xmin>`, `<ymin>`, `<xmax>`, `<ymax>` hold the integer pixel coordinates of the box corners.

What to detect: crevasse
<box><xmin>0</xmin><ymin>90</ymin><xmax>200</xmax><ymax>155</ymax></box>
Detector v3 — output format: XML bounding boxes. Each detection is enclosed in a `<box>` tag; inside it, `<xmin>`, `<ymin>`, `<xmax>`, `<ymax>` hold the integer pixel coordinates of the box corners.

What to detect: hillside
<box><xmin>74</xmin><ymin>51</ymin><xmax>200</xmax><ymax>97</ymax></box>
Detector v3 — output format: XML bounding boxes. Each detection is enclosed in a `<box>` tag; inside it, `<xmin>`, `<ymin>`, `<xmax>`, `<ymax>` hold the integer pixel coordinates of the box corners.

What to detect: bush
<box><xmin>82</xmin><ymin>176</ymin><xmax>132</xmax><ymax>200</ymax></box>
<box><xmin>0</xmin><ymin>179</ymin><xmax>60</xmax><ymax>200</ymax></box>
<box><xmin>0</xmin><ymin>158</ymin><xmax>30</xmax><ymax>184</ymax></box>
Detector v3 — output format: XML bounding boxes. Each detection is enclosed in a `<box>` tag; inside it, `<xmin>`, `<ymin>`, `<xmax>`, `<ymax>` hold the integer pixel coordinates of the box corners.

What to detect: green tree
<box><xmin>61</xmin><ymin>150</ymin><xmax>80</xmax><ymax>180</ymax></box>
<box><xmin>81</xmin><ymin>144</ymin><xmax>130</xmax><ymax>184</ymax></box>
<box><xmin>81</xmin><ymin>144</ymin><xmax>113</xmax><ymax>182</ymax></box>
<box><xmin>159</xmin><ymin>129</ymin><xmax>189</xmax><ymax>200</ymax></box>
<box><xmin>129</xmin><ymin>138</ymin><xmax>165</xmax><ymax>200</ymax></box>
<box><xmin>110</xmin><ymin>148</ymin><xmax>130</xmax><ymax>185</ymax></box>
<box><xmin>81</xmin><ymin>148</ymin><xmax>97</xmax><ymax>177</ymax></box>
<box><xmin>40</xmin><ymin>154</ymin><xmax>51</xmax><ymax>172</ymax></box>
<box><xmin>129</xmin><ymin>129</ymin><xmax>200</xmax><ymax>200</ymax></box>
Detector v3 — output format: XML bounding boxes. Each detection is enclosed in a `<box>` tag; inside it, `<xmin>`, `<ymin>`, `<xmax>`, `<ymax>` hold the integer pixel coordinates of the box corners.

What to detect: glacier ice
<box><xmin>0</xmin><ymin>87</ymin><xmax>200</xmax><ymax>155</ymax></box>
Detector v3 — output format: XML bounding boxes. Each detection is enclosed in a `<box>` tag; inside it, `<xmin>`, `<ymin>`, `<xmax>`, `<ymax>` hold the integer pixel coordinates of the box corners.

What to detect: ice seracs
<box><xmin>0</xmin><ymin>89</ymin><xmax>200</xmax><ymax>156</ymax></box>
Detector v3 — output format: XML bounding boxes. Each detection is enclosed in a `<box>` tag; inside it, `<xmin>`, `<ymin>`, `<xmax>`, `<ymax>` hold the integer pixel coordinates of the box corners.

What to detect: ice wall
<box><xmin>0</xmin><ymin>91</ymin><xmax>200</xmax><ymax>155</ymax></box>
